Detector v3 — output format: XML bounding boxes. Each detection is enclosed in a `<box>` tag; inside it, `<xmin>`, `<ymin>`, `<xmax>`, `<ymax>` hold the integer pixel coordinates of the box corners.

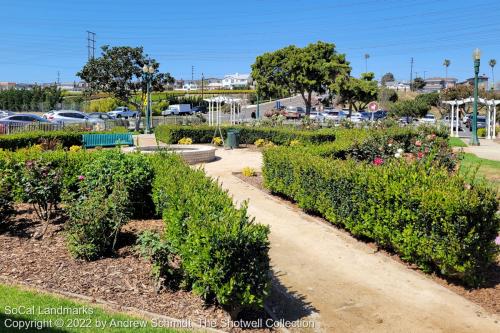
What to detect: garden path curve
<box><xmin>200</xmin><ymin>148</ymin><xmax>500</xmax><ymax>333</ymax></box>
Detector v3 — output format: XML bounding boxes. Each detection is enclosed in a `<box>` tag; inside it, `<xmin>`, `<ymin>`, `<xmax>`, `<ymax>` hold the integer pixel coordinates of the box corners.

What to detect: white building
<box><xmin>384</xmin><ymin>81</ymin><xmax>410</xmax><ymax>91</ymax></box>
<box><xmin>222</xmin><ymin>73</ymin><xmax>250</xmax><ymax>89</ymax></box>
<box><xmin>182</xmin><ymin>82</ymin><xmax>198</xmax><ymax>91</ymax></box>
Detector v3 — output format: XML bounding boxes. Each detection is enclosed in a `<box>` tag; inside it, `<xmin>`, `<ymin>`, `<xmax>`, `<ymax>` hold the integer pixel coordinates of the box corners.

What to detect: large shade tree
<box><xmin>77</xmin><ymin>45</ymin><xmax>174</xmax><ymax>115</ymax></box>
<box><xmin>335</xmin><ymin>72</ymin><xmax>378</xmax><ymax>112</ymax></box>
<box><xmin>251</xmin><ymin>41</ymin><xmax>351</xmax><ymax>115</ymax></box>
<box><xmin>381</xmin><ymin>72</ymin><xmax>395</xmax><ymax>86</ymax></box>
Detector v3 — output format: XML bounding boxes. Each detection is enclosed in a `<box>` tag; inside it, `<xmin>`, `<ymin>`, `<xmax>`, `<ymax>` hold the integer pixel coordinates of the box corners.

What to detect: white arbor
<box><xmin>442</xmin><ymin>97</ymin><xmax>498</xmax><ymax>139</ymax></box>
<box><xmin>204</xmin><ymin>96</ymin><xmax>243</xmax><ymax>126</ymax></box>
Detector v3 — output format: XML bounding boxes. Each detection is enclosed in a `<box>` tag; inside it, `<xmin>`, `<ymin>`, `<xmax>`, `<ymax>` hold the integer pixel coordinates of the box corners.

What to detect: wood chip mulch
<box><xmin>0</xmin><ymin>204</ymin><xmax>272</xmax><ymax>332</ymax></box>
<box><xmin>234</xmin><ymin>172</ymin><xmax>500</xmax><ymax>316</ymax></box>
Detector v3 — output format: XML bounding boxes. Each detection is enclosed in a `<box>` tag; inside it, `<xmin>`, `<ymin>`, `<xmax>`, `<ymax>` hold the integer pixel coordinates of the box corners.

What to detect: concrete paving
<box><xmin>461</xmin><ymin>139</ymin><xmax>500</xmax><ymax>161</ymax></box>
<box><xmin>199</xmin><ymin>148</ymin><xmax>500</xmax><ymax>333</ymax></box>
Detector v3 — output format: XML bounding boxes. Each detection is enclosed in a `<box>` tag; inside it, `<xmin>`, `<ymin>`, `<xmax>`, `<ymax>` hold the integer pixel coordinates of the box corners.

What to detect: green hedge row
<box><xmin>150</xmin><ymin>153</ymin><xmax>270</xmax><ymax>312</ymax></box>
<box><xmin>263</xmin><ymin>147</ymin><xmax>499</xmax><ymax>286</ymax></box>
<box><xmin>0</xmin><ymin>128</ymin><xmax>129</xmax><ymax>150</ymax></box>
<box><xmin>154</xmin><ymin>125</ymin><xmax>336</xmax><ymax>145</ymax></box>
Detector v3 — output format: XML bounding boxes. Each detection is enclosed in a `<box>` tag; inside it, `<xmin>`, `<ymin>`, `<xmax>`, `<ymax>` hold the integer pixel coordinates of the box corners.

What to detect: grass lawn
<box><xmin>0</xmin><ymin>284</ymin><xmax>183</xmax><ymax>332</ymax></box>
<box><xmin>449</xmin><ymin>137</ymin><xmax>467</xmax><ymax>147</ymax></box>
<box><xmin>459</xmin><ymin>153</ymin><xmax>500</xmax><ymax>191</ymax></box>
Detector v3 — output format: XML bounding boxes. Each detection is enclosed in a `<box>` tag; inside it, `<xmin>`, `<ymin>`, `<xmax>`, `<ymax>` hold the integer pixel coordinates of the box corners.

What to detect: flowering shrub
<box><xmin>178</xmin><ymin>137</ymin><xmax>193</xmax><ymax>145</ymax></box>
<box><xmin>0</xmin><ymin>169</ymin><xmax>13</xmax><ymax>226</ymax></box>
<box><xmin>242</xmin><ymin>166</ymin><xmax>256</xmax><ymax>177</ymax></box>
<box><xmin>211</xmin><ymin>136</ymin><xmax>223</xmax><ymax>146</ymax></box>
<box><xmin>289</xmin><ymin>139</ymin><xmax>302</xmax><ymax>147</ymax></box>
<box><xmin>19</xmin><ymin>159</ymin><xmax>63</xmax><ymax>236</ymax></box>
<box><xmin>69</xmin><ymin>145</ymin><xmax>82</xmax><ymax>153</ymax></box>
<box><xmin>254</xmin><ymin>138</ymin><xmax>266</xmax><ymax>147</ymax></box>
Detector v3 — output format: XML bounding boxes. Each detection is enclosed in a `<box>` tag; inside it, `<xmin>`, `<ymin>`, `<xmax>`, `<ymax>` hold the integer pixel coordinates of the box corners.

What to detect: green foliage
<box><xmin>136</xmin><ymin>231</ymin><xmax>176</xmax><ymax>283</ymax></box>
<box><xmin>77</xmin><ymin>45</ymin><xmax>174</xmax><ymax>110</ymax></box>
<box><xmin>262</xmin><ymin>130</ymin><xmax>499</xmax><ymax>286</ymax></box>
<box><xmin>150</xmin><ymin>153</ymin><xmax>270</xmax><ymax>312</ymax></box>
<box><xmin>0</xmin><ymin>85</ymin><xmax>63</xmax><ymax>112</ymax></box>
<box><xmin>82</xmin><ymin>97</ymin><xmax>119</xmax><ymax>113</ymax></box>
<box><xmin>381</xmin><ymin>72</ymin><xmax>395</xmax><ymax>85</ymax></box>
<box><xmin>0</xmin><ymin>168</ymin><xmax>14</xmax><ymax>226</ymax></box>
<box><xmin>389</xmin><ymin>99</ymin><xmax>431</xmax><ymax>118</ymax></box>
<box><xmin>154</xmin><ymin>125</ymin><xmax>336</xmax><ymax>146</ymax></box>
<box><xmin>252</xmin><ymin>41</ymin><xmax>351</xmax><ymax>112</ymax></box>
<box><xmin>66</xmin><ymin>181</ymin><xmax>129</xmax><ymax>260</ymax></box>
<box><xmin>412</xmin><ymin>77</ymin><xmax>426</xmax><ymax>90</ymax></box>
<box><xmin>335</xmin><ymin>72</ymin><xmax>379</xmax><ymax>111</ymax></box>
<box><xmin>19</xmin><ymin>159</ymin><xmax>63</xmax><ymax>228</ymax></box>
<box><xmin>378</xmin><ymin>88</ymin><xmax>398</xmax><ymax>106</ymax></box>
<box><xmin>415</xmin><ymin>92</ymin><xmax>440</xmax><ymax>107</ymax></box>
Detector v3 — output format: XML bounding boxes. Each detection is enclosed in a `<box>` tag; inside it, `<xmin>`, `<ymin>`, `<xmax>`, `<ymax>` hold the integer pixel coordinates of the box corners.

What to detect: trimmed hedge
<box><xmin>263</xmin><ymin>146</ymin><xmax>499</xmax><ymax>286</ymax></box>
<box><xmin>151</xmin><ymin>153</ymin><xmax>270</xmax><ymax>312</ymax></box>
<box><xmin>154</xmin><ymin>125</ymin><xmax>336</xmax><ymax>145</ymax></box>
<box><xmin>0</xmin><ymin>128</ymin><xmax>130</xmax><ymax>150</ymax></box>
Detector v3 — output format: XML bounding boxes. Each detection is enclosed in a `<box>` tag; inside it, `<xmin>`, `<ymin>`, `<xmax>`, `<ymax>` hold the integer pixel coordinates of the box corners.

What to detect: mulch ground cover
<box><xmin>0</xmin><ymin>204</ymin><xmax>272</xmax><ymax>332</ymax></box>
<box><xmin>234</xmin><ymin>172</ymin><xmax>500</xmax><ymax>316</ymax></box>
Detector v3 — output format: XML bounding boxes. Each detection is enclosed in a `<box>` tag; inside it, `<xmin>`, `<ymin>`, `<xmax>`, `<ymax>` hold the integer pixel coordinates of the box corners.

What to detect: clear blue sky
<box><xmin>1</xmin><ymin>0</ymin><xmax>499</xmax><ymax>83</ymax></box>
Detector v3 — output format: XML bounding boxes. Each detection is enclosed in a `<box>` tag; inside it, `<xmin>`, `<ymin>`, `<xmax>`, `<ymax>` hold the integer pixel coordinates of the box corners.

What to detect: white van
<box><xmin>161</xmin><ymin>104</ymin><xmax>192</xmax><ymax>116</ymax></box>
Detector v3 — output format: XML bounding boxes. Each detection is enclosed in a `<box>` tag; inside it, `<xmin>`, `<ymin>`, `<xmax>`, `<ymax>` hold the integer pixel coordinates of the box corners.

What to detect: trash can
<box><xmin>226</xmin><ymin>129</ymin><xmax>240</xmax><ymax>149</ymax></box>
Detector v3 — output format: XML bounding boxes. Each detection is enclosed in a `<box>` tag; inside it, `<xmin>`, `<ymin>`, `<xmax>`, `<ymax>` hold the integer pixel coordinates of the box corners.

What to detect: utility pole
<box><xmin>410</xmin><ymin>57</ymin><xmax>414</xmax><ymax>91</ymax></box>
<box><xmin>57</xmin><ymin>71</ymin><xmax>60</xmax><ymax>85</ymax></box>
<box><xmin>86</xmin><ymin>31</ymin><xmax>96</xmax><ymax>60</ymax></box>
<box><xmin>201</xmin><ymin>73</ymin><xmax>205</xmax><ymax>100</ymax></box>
<box><xmin>191</xmin><ymin>66</ymin><xmax>194</xmax><ymax>83</ymax></box>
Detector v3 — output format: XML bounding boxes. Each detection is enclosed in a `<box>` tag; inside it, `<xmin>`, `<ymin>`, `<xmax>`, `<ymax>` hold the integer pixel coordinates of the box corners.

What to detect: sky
<box><xmin>1</xmin><ymin>0</ymin><xmax>500</xmax><ymax>84</ymax></box>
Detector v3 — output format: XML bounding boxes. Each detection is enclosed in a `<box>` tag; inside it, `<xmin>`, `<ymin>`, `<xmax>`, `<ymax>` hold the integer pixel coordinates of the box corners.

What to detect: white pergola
<box><xmin>204</xmin><ymin>96</ymin><xmax>243</xmax><ymax>126</ymax></box>
<box><xmin>442</xmin><ymin>97</ymin><xmax>498</xmax><ymax>139</ymax></box>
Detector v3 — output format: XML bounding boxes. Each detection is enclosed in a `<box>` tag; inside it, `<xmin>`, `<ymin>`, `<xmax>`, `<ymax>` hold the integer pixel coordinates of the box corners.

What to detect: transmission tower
<box><xmin>87</xmin><ymin>31</ymin><xmax>96</xmax><ymax>60</ymax></box>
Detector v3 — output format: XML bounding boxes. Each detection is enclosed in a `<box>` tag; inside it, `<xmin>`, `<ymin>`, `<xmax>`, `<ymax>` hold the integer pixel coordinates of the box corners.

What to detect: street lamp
<box><xmin>470</xmin><ymin>48</ymin><xmax>481</xmax><ymax>146</ymax></box>
<box><xmin>142</xmin><ymin>64</ymin><xmax>155</xmax><ymax>134</ymax></box>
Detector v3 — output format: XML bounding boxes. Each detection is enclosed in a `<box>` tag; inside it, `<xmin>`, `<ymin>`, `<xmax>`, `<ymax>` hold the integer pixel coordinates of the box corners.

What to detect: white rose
<box><xmin>397</xmin><ymin>148</ymin><xmax>404</xmax><ymax>154</ymax></box>
<box><xmin>395</xmin><ymin>153</ymin><xmax>401</xmax><ymax>158</ymax></box>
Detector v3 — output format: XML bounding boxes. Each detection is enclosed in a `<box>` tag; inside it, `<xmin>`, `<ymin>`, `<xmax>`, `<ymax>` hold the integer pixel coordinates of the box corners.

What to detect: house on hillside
<box><xmin>222</xmin><ymin>73</ymin><xmax>250</xmax><ymax>89</ymax></box>
<box><xmin>458</xmin><ymin>76</ymin><xmax>489</xmax><ymax>90</ymax></box>
<box><xmin>423</xmin><ymin>77</ymin><xmax>457</xmax><ymax>92</ymax></box>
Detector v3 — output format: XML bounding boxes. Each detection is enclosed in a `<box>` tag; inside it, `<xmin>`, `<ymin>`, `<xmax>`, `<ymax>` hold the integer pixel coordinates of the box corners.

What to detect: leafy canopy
<box><xmin>335</xmin><ymin>72</ymin><xmax>378</xmax><ymax>111</ymax></box>
<box><xmin>251</xmin><ymin>41</ymin><xmax>351</xmax><ymax>113</ymax></box>
<box><xmin>390</xmin><ymin>99</ymin><xmax>430</xmax><ymax>118</ymax></box>
<box><xmin>381</xmin><ymin>72</ymin><xmax>395</xmax><ymax>85</ymax></box>
<box><xmin>77</xmin><ymin>45</ymin><xmax>174</xmax><ymax>109</ymax></box>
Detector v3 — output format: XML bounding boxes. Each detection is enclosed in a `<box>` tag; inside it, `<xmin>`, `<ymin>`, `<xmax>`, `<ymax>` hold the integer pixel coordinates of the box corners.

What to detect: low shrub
<box><xmin>66</xmin><ymin>181</ymin><xmax>129</xmax><ymax>260</ymax></box>
<box><xmin>0</xmin><ymin>168</ymin><xmax>14</xmax><ymax>226</ymax></box>
<box><xmin>178</xmin><ymin>137</ymin><xmax>193</xmax><ymax>145</ymax></box>
<box><xmin>254</xmin><ymin>139</ymin><xmax>266</xmax><ymax>147</ymax></box>
<box><xmin>211</xmin><ymin>136</ymin><xmax>223</xmax><ymax>146</ymax></box>
<box><xmin>0</xmin><ymin>131</ymin><xmax>83</xmax><ymax>150</ymax></box>
<box><xmin>150</xmin><ymin>153</ymin><xmax>270</xmax><ymax>314</ymax></box>
<box><xmin>263</xmin><ymin>147</ymin><xmax>499</xmax><ymax>286</ymax></box>
<box><xmin>242</xmin><ymin>166</ymin><xmax>256</xmax><ymax>177</ymax></box>
<box><xmin>155</xmin><ymin>125</ymin><xmax>336</xmax><ymax>146</ymax></box>
<box><xmin>477</xmin><ymin>128</ymin><xmax>486</xmax><ymax>137</ymax></box>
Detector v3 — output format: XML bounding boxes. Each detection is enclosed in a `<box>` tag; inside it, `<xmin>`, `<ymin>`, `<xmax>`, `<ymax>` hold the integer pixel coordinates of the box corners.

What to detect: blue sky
<box><xmin>1</xmin><ymin>0</ymin><xmax>500</xmax><ymax>83</ymax></box>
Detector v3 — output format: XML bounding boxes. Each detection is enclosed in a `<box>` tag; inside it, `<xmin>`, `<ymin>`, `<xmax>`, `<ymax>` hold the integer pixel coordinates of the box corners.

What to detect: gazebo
<box><xmin>442</xmin><ymin>97</ymin><xmax>498</xmax><ymax>139</ymax></box>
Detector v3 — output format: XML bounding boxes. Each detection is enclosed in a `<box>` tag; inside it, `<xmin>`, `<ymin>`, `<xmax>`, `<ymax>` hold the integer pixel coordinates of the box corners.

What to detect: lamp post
<box><xmin>142</xmin><ymin>64</ymin><xmax>155</xmax><ymax>134</ymax></box>
<box><xmin>470</xmin><ymin>48</ymin><xmax>481</xmax><ymax>146</ymax></box>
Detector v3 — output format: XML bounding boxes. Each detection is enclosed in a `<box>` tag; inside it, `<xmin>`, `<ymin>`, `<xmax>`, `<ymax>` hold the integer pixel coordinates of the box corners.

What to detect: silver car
<box><xmin>0</xmin><ymin>114</ymin><xmax>51</xmax><ymax>134</ymax></box>
<box><xmin>43</xmin><ymin>110</ymin><xmax>102</xmax><ymax>125</ymax></box>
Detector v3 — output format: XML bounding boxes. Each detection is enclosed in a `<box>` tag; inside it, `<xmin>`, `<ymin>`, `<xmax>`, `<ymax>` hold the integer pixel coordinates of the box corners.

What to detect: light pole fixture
<box><xmin>470</xmin><ymin>48</ymin><xmax>481</xmax><ymax>146</ymax></box>
<box><xmin>142</xmin><ymin>64</ymin><xmax>155</xmax><ymax>134</ymax></box>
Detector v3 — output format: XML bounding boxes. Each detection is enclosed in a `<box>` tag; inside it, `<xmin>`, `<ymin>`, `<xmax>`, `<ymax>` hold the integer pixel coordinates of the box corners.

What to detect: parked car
<box><xmin>0</xmin><ymin>110</ymin><xmax>13</xmax><ymax>118</ymax></box>
<box><xmin>107</xmin><ymin>107</ymin><xmax>138</xmax><ymax>119</ymax></box>
<box><xmin>399</xmin><ymin>116</ymin><xmax>413</xmax><ymax>125</ymax></box>
<box><xmin>361</xmin><ymin>110</ymin><xmax>388</xmax><ymax>121</ymax></box>
<box><xmin>465</xmin><ymin>115</ymin><xmax>486</xmax><ymax>129</ymax></box>
<box><xmin>444</xmin><ymin>115</ymin><xmax>463</xmax><ymax>130</ymax></box>
<box><xmin>309</xmin><ymin>112</ymin><xmax>325</xmax><ymax>122</ymax></box>
<box><xmin>88</xmin><ymin>112</ymin><xmax>113</xmax><ymax>120</ymax></box>
<box><xmin>419</xmin><ymin>113</ymin><xmax>436</xmax><ymax>124</ymax></box>
<box><xmin>43</xmin><ymin>110</ymin><xmax>100</xmax><ymax>125</ymax></box>
<box><xmin>0</xmin><ymin>114</ymin><xmax>51</xmax><ymax>134</ymax></box>
<box><xmin>161</xmin><ymin>104</ymin><xmax>192</xmax><ymax>116</ymax></box>
<box><xmin>284</xmin><ymin>106</ymin><xmax>305</xmax><ymax>119</ymax></box>
<box><xmin>191</xmin><ymin>105</ymin><xmax>207</xmax><ymax>114</ymax></box>
<box><xmin>323</xmin><ymin>109</ymin><xmax>347</xmax><ymax>121</ymax></box>
<box><xmin>349</xmin><ymin>112</ymin><xmax>364</xmax><ymax>123</ymax></box>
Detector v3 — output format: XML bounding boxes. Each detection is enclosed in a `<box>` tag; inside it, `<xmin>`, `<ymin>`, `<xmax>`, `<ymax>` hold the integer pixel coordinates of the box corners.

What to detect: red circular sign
<box><xmin>368</xmin><ymin>102</ymin><xmax>378</xmax><ymax>112</ymax></box>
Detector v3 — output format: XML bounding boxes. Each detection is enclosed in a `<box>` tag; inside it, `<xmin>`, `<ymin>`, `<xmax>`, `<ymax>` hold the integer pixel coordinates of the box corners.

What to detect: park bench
<box><xmin>82</xmin><ymin>133</ymin><xmax>134</xmax><ymax>148</ymax></box>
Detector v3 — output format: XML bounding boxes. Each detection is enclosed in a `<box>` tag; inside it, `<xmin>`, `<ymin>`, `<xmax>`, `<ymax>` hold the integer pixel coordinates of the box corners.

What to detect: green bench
<box><xmin>82</xmin><ymin>133</ymin><xmax>134</xmax><ymax>148</ymax></box>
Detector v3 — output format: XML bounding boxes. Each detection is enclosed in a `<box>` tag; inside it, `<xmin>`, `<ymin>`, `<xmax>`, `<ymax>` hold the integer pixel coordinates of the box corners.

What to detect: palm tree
<box><xmin>489</xmin><ymin>59</ymin><xmax>496</xmax><ymax>91</ymax></box>
<box><xmin>364</xmin><ymin>53</ymin><xmax>370</xmax><ymax>73</ymax></box>
<box><xmin>443</xmin><ymin>59</ymin><xmax>451</xmax><ymax>88</ymax></box>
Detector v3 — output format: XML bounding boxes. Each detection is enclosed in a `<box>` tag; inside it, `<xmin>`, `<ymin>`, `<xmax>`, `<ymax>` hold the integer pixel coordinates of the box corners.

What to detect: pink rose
<box><xmin>495</xmin><ymin>236</ymin><xmax>500</xmax><ymax>246</ymax></box>
<box><xmin>78</xmin><ymin>175</ymin><xmax>85</xmax><ymax>181</ymax></box>
<box><xmin>417</xmin><ymin>152</ymin><xmax>424</xmax><ymax>159</ymax></box>
<box><xmin>415</xmin><ymin>140</ymin><xmax>422</xmax><ymax>147</ymax></box>
<box><xmin>373</xmin><ymin>157</ymin><xmax>384</xmax><ymax>166</ymax></box>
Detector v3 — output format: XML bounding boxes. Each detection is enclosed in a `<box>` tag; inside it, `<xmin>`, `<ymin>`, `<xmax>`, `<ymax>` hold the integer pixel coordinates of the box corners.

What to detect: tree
<box><xmin>489</xmin><ymin>59</ymin><xmax>496</xmax><ymax>91</ymax></box>
<box><xmin>378</xmin><ymin>88</ymin><xmax>398</xmax><ymax>108</ymax></box>
<box><xmin>412</xmin><ymin>77</ymin><xmax>426</xmax><ymax>91</ymax></box>
<box><xmin>77</xmin><ymin>45</ymin><xmax>174</xmax><ymax>115</ymax></box>
<box><xmin>389</xmin><ymin>99</ymin><xmax>430</xmax><ymax>118</ymax></box>
<box><xmin>443</xmin><ymin>59</ymin><xmax>451</xmax><ymax>88</ymax></box>
<box><xmin>251</xmin><ymin>41</ymin><xmax>351</xmax><ymax>115</ymax></box>
<box><xmin>335</xmin><ymin>72</ymin><xmax>378</xmax><ymax>112</ymax></box>
<box><xmin>381</xmin><ymin>73</ymin><xmax>395</xmax><ymax>86</ymax></box>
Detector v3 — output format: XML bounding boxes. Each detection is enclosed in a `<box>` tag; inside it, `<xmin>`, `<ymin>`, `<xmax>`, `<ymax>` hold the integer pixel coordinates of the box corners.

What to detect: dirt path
<box><xmin>200</xmin><ymin>148</ymin><xmax>500</xmax><ymax>333</ymax></box>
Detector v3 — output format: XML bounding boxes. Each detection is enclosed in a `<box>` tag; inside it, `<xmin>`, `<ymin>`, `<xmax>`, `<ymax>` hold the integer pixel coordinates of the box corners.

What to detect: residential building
<box><xmin>423</xmin><ymin>77</ymin><xmax>457</xmax><ymax>92</ymax></box>
<box><xmin>383</xmin><ymin>81</ymin><xmax>410</xmax><ymax>91</ymax></box>
<box><xmin>0</xmin><ymin>82</ymin><xmax>16</xmax><ymax>90</ymax></box>
<box><xmin>458</xmin><ymin>76</ymin><xmax>489</xmax><ymax>90</ymax></box>
<box><xmin>222</xmin><ymin>73</ymin><xmax>250</xmax><ymax>89</ymax></box>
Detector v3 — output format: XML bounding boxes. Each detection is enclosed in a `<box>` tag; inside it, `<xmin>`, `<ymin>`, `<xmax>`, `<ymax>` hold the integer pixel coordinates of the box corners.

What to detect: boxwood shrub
<box><xmin>263</xmin><ymin>146</ymin><xmax>499</xmax><ymax>286</ymax></box>
<box><xmin>150</xmin><ymin>153</ymin><xmax>270</xmax><ymax>313</ymax></box>
<box><xmin>154</xmin><ymin>124</ymin><xmax>336</xmax><ymax>145</ymax></box>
